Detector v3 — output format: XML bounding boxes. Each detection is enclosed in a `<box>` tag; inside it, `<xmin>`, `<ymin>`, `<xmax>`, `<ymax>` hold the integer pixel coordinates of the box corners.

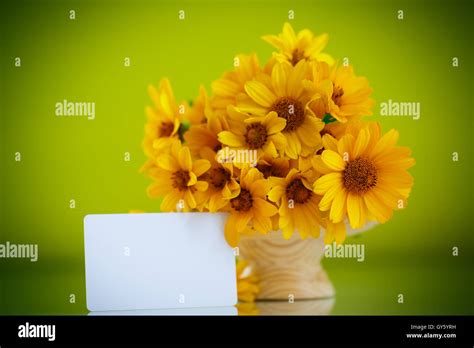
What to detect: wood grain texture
<box><xmin>239</xmin><ymin>231</ymin><xmax>335</xmax><ymax>300</ymax></box>
<box><xmin>255</xmin><ymin>298</ymin><xmax>335</xmax><ymax>315</ymax></box>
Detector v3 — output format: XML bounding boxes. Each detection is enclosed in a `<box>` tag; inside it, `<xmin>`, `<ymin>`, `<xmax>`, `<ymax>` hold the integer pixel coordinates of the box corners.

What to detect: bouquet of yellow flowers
<box><xmin>141</xmin><ymin>23</ymin><xmax>415</xmax><ymax>248</ymax></box>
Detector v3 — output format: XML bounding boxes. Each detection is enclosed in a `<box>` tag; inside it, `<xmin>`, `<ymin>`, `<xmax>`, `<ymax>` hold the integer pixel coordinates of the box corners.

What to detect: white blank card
<box><xmin>84</xmin><ymin>213</ymin><xmax>237</xmax><ymax>312</ymax></box>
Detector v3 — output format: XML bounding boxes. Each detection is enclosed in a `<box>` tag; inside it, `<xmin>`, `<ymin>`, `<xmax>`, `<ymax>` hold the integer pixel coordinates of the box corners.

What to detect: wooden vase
<box><xmin>238</xmin><ymin>231</ymin><xmax>335</xmax><ymax>300</ymax></box>
<box><xmin>255</xmin><ymin>298</ymin><xmax>335</xmax><ymax>315</ymax></box>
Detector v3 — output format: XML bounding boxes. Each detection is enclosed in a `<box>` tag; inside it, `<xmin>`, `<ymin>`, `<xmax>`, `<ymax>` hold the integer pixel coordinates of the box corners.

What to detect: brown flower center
<box><xmin>245</xmin><ymin>123</ymin><xmax>268</xmax><ymax>149</ymax></box>
<box><xmin>271</xmin><ymin>97</ymin><xmax>305</xmax><ymax>132</ymax></box>
<box><xmin>256</xmin><ymin>163</ymin><xmax>287</xmax><ymax>179</ymax></box>
<box><xmin>172</xmin><ymin>170</ymin><xmax>190</xmax><ymax>191</ymax></box>
<box><xmin>343</xmin><ymin>157</ymin><xmax>377</xmax><ymax>194</ymax></box>
<box><xmin>291</xmin><ymin>49</ymin><xmax>305</xmax><ymax>66</ymax></box>
<box><xmin>209</xmin><ymin>167</ymin><xmax>230</xmax><ymax>190</ymax></box>
<box><xmin>332</xmin><ymin>84</ymin><xmax>344</xmax><ymax>106</ymax></box>
<box><xmin>286</xmin><ymin>178</ymin><xmax>312</xmax><ymax>204</ymax></box>
<box><xmin>256</xmin><ymin>163</ymin><xmax>274</xmax><ymax>179</ymax></box>
<box><xmin>230</xmin><ymin>189</ymin><xmax>253</xmax><ymax>212</ymax></box>
<box><xmin>159</xmin><ymin>122</ymin><xmax>174</xmax><ymax>137</ymax></box>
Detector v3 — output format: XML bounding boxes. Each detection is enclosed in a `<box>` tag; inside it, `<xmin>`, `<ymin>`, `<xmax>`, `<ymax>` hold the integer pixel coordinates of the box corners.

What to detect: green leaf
<box><xmin>322</xmin><ymin>113</ymin><xmax>337</xmax><ymax>124</ymax></box>
<box><xmin>178</xmin><ymin>121</ymin><xmax>190</xmax><ymax>142</ymax></box>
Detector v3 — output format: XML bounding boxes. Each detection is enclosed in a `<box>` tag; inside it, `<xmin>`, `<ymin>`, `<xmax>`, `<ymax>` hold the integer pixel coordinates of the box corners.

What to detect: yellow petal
<box><xmin>297</xmin><ymin>116</ymin><xmax>323</xmax><ymax>147</ymax></box>
<box><xmin>172</xmin><ymin>118</ymin><xmax>181</xmax><ymax>135</ymax></box>
<box><xmin>337</xmin><ymin>134</ymin><xmax>355</xmax><ymax>159</ymax></box>
<box><xmin>244</xmin><ymin>80</ymin><xmax>276</xmax><ymax>107</ymax></box>
<box><xmin>326</xmin><ymin>221</ymin><xmax>346</xmax><ymax>244</ymax></box>
<box><xmin>282</xmin><ymin>22</ymin><xmax>296</xmax><ymax>46</ymax></box>
<box><xmin>147</xmin><ymin>180</ymin><xmax>171</xmax><ymax>197</ymax></box>
<box><xmin>147</xmin><ymin>84</ymin><xmax>161</xmax><ymax>110</ymax></box>
<box><xmin>352</xmin><ymin>127</ymin><xmax>370</xmax><ymax>158</ymax></box>
<box><xmin>268</xmin><ymin>185</ymin><xmax>285</xmax><ymax>203</ymax></box>
<box><xmin>194</xmin><ymin>180</ymin><xmax>208</xmax><ymax>191</ymax></box>
<box><xmin>322</xmin><ymin>133</ymin><xmax>338</xmax><ymax>152</ymax></box>
<box><xmin>187</xmin><ymin>172</ymin><xmax>197</xmax><ymax>186</ymax></box>
<box><xmin>294</xmin><ymin>207</ymin><xmax>312</xmax><ymax>238</ymax></box>
<box><xmin>236</xmin><ymin>212</ymin><xmax>252</xmax><ymax>233</ymax></box>
<box><xmin>192</xmin><ymin>159</ymin><xmax>211</xmax><ymax>177</ymax></box>
<box><xmin>261</xmin><ymin>34</ymin><xmax>285</xmax><ymax>51</ymax></box>
<box><xmin>371</xmin><ymin>129</ymin><xmax>399</xmax><ymax>159</ymax></box>
<box><xmin>184</xmin><ymin>190</ymin><xmax>197</xmax><ymax>209</ymax></box>
<box><xmin>253</xmin><ymin>215</ymin><xmax>272</xmax><ymax>234</ymax></box>
<box><xmin>347</xmin><ymin>193</ymin><xmax>366</xmax><ymax>229</ymax></box>
<box><xmin>266</xmin><ymin>115</ymin><xmax>287</xmax><ymax>134</ymax></box>
<box><xmin>250</xmin><ymin>179</ymin><xmax>272</xmax><ymax>198</ymax></box>
<box><xmin>253</xmin><ymin>198</ymin><xmax>278</xmax><ymax>217</ymax></box>
<box><xmin>178</xmin><ymin>146</ymin><xmax>192</xmax><ymax>171</ymax></box>
<box><xmin>311</xmin><ymin>155</ymin><xmax>332</xmax><ymax>175</ymax></box>
<box><xmin>306</xmin><ymin>33</ymin><xmax>329</xmax><ymax>56</ymax></box>
<box><xmin>242</xmin><ymin>168</ymin><xmax>263</xmax><ymax>187</ymax></box>
<box><xmin>212</xmin><ymin>78</ymin><xmax>240</xmax><ymax>96</ymax></box>
<box><xmin>285</xmin><ymin>131</ymin><xmax>301</xmax><ymax>159</ymax></box>
<box><xmin>329</xmin><ymin>189</ymin><xmax>347</xmax><ymax>223</ymax></box>
<box><xmin>218</xmin><ymin>131</ymin><xmax>246</xmax><ymax>147</ymax></box>
<box><xmin>263</xmin><ymin>141</ymin><xmax>277</xmax><ymax>157</ymax></box>
<box><xmin>225</xmin><ymin>214</ymin><xmax>240</xmax><ymax>247</ymax></box>
<box><xmin>372</xmin><ymin>186</ymin><xmax>399</xmax><ymax>209</ymax></box>
<box><xmin>156</xmin><ymin>154</ymin><xmax>178</xmax><ymax>171</ymax></box>
<box><xmin>363</xmin><ymin>190</ymin><xmax>393</xmax><ymax>223</ymax></box>
<box><xmin>281</xmin><ymin>223</ymin><xmax>294</xmax><ymax>239</ymax></box>
<box><xmin>269</xmin><ymin>133</ymin><xmax>287</xmax><ymax>150</ymax></box>
<box><xmin>316</xmin><ymin>52</ymin><xmax>334</xmax><ymax>65</ymax></box>
<box><xmin>158</xmin><ymin>79</ymin><xmax>176</xmax><ymax>118</ymax></box>
<box><xmin>271</xmin><ymin>63</ymin><xmax>289</xmax><ymax>97</ymax></box>
<box><xmin>313</xmin><ymin>172</ymin><xmax>342</xmax><ymax>195</ymax></box>
<box><xmin>288</xmin><ymin>60</ymin><xmax>307</xmax><ymax>98</ymax></box>
<box><xmin>209</xmin><ymin>193</ymin><xmax>226</xmax><ymax>212</ymax></box>
<box><xmin>318</xmin><ymin>181</ymin><xmax>342</xmax><ymax>211</ymax></box>
<box><xmin>321</xmin><ymin>150</ymin><xmax>346</xmax><ymax>171</ymax></box>
<box><xmin>160</xmin><ymin>192</ymin><xmax>180</xmax><ymax>212</ymax></box>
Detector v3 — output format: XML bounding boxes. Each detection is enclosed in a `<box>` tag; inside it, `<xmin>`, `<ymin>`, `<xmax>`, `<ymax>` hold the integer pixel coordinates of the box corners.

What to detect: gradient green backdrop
<box><xmin>1</xmin><ymin>0</ymin><xmax>472</xmax><ymax>315</ymax></box>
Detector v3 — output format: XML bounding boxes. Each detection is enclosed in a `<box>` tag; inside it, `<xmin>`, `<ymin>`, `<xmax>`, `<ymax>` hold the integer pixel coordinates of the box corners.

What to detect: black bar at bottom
<box><xmin>0</xmin><ymin>315</ymin><xmax>472</xmax><ymax>345</ymax></box>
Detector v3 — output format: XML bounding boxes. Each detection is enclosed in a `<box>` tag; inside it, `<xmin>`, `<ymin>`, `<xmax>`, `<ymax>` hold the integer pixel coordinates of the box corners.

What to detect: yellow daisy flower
<box><xmin>255</xmin><ymin>154</ymin><xmax>290</xmax><ymax>179</ymax></box>
<box><xmin>196</xmin><ymin>147</ymin><xmax>240</xmax><ymax>212</ymax></box>
<box><xmin>211</xmin><ymin>53</ymin><xmax>260</xmax><ymax>111</ymax></box>
<box><xmin>142</xmin><ymin>79</ymin><xmax>184</xmax><ymax>170</ymax></box>
<box><xmin>306</xmin><ymin>61</ymin><xmax>374</xmax><ymax>122</ymax></box>
<box><xmin>147</xmin><ymin>142</ymin><xmax>211</xmax><ymax>212</ymax></box>
<box><xmin>313</xmin><ymin>122</ymin><xmax>350</xmax><ymax>155</ymax></box>
<box><xmin>313</xmin><ymin>122</ymin><xmax>415</xmax><ymax>229</ymax></box>
<box><xmin>238</xmin><ymin>60</ymin><xmax>324</xmax><ymax>159</ymax></box>
<box><xmin>224</xmin><ymin>167</ymin><xmax>278</xmax><ymax>247</ymax></box>
<box><xmin>262</xmin><ymin>22</ymin><xmax>334</xmax><ymax>66</ymax></box>
<box><xmin>218</xmin><ymin>106</ymin><xmax>287</xmax><ymax>159</ymax></box>
<box><xmin>236</xmin><ymin>258</ymin><xmax>260</xmax><ymax>303</ymax></box>
<box><xmin>184</xmin><ymin>101</ymin><xmax>229</xmax><ymax>156</ymax></box>
<box><xmin>268</xmin><ymin>164</ymin><xmax>322</xmax><ymax>239</ymax></box>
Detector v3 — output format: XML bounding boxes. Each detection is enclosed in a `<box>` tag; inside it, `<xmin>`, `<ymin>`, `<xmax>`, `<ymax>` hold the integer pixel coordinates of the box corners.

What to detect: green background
<box><xmin>0</xmin><ymin>0</ymin><xmax>472</xmax><ymax>315</ymax></box>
